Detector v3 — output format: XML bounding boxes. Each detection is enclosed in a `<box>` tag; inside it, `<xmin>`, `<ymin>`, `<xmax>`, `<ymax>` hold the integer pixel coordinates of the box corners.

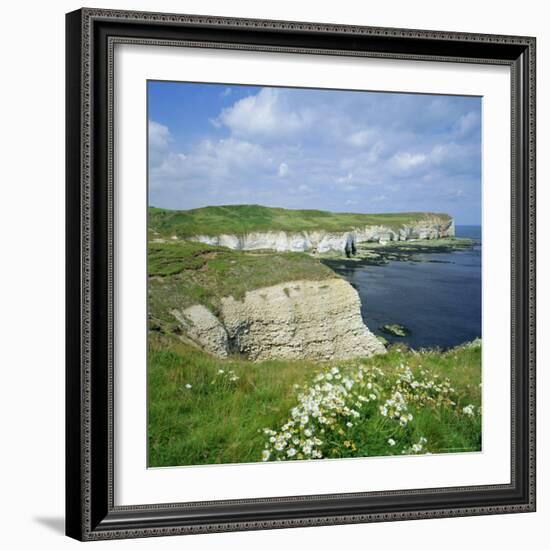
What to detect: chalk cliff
<box><xmin>189</xmin><ymin>217</ymin><xmax>455</xmax><ymax>254</ymax></box>
<box><xmin>170</xmin><ymin>278</ymin><xmax>385</xmax><ymax>362</ymax></box>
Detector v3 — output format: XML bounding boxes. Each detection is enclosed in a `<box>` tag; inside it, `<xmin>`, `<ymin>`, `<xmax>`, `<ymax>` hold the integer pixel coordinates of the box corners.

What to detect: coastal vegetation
<box><xmin>148</xmin><ymin>336</ymin><xmax>481</xmax><ymax>467</ymax></box>
<box><xmin>148</xmin><ymin>240</ymin><xmax>335</xmax><ymax>324</ymax></box>
<box><xmin>149</xmin><ymin>204</ymin><xmax>452</xmax><ymax>239</ymax></box>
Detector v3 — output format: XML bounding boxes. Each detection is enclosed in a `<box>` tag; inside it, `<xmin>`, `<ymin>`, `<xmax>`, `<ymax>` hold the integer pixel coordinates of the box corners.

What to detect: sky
<box><xmin>148</xmin><ymin>81</ymin><xmax>481</xmax><ymax>225</ymax></box>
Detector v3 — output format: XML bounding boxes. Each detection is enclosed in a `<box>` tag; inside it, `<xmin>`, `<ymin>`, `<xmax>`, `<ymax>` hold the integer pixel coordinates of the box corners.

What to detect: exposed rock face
<box><xmin>171</xmin><ymin>278</ymin><xmax>385</xmax><ymax>362</ymax></box>
<box><xmin>171</xmin><ymin>304</ymin><xmax>229</xmax><ymax>357</ymax></box>
<box><xmin>221</xmin><ymin>278</ymin><xmax>385</xmax><ymax>361</ymax></box>
<box><xmin>190</xmin><ymin>217</ymin><xmax>454</xmax><ymax>254</ymax></box>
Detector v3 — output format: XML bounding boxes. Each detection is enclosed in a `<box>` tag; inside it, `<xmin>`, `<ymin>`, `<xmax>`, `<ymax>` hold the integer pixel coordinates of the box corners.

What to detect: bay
<box><xmin>323</xmin><ymin>226</ymin><xmax>482</xmax><ymax>350</ymax></box>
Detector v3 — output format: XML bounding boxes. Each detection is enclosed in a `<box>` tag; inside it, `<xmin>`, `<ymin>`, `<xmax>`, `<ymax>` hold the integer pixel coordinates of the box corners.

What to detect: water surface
<box><xmin>324</xmin><ymin>226</ymin><xmax>481</xmax><ymax>349</ymax></box>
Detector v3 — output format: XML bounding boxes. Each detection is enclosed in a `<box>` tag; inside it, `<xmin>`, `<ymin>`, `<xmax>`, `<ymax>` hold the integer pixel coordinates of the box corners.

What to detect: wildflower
<box><xmin>346</xmin><ymin>422</ymin><xmax>353</xmax><ymax>428</ymax></box>
<box><xmin>185</xmin><ymin>383</ymin><xmax>192</xmax><ymax>389</ymax></box>
<box><xmin>462</xmin><ymin>404</ymin><xmax>475</xmax><ymax>416</ymax></box>
<box><xmin>261</xmin><ymin>450</ymin><xmax>271</xmax><ymax>461</ymax></box>
<box><xmin>217</xmin><ymin>369</ymin><xmax>224</xmax><ymax>374</ymax></box>
<box><xmin>387</xmin><ymin>438</ymin><xmax>396</xmax><ymax>446</ymax></box>
<box><xmin>287</xmin><ymin>448</ymin><xmax>297</xmax><ymax>457</ymax></box>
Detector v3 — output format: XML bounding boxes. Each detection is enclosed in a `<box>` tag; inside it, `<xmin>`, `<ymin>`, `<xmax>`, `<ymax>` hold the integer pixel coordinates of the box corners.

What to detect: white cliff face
<box><xmin>171</xmin><ymin>278</ymin><xmax>385</xmax><ymax>362</ymax></box>
<box><xmin>222</xmin><ymin>279</ymin><xmax>385</xmax><ymax>362</ymax></box>
<box><xmin>190</xmin><ymin>217</ymin><xmax>454</xmax><ymax>254</ymax></box>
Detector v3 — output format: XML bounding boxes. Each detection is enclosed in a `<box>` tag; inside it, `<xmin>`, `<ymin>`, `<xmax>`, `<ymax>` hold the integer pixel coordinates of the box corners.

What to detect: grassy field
<box><xmin>149</xmin><ymin>205</ymin><xmax>452</xmax><ymax>238</ymax></box>
<box><xmin>148</xmin><ymin>240</ymin><xmax>336</xmax><ymax>325</ymax></box>
<box><xmin>148</xmin><ymin>335</ymin><xmax>481</xmax><ymax>467</ymax></box>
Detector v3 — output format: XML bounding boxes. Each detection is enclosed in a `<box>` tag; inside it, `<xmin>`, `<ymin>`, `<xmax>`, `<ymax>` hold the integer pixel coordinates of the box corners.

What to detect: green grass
<box><xmin>148</xmin><ymin>335</ymin><xmax>319</xmax><ymax>466</ymax></box>
<box><xmin>149</xmin><ymin>205</ymin><xmax>452</xmax><ymax>238</ymax></box>
<box><xmin>148</xmin><ymin>336</ymin><xmax>481</xmax><ymax>467</ymax></box>
<box><xmin>148</xmin><ymin>240</ymin><xmax>336</xmax><ymax>324</ymax></box>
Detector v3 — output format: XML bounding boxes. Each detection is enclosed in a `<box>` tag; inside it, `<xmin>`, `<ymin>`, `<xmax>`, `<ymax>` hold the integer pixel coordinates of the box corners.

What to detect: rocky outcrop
<box><xmin>171</xmin><ymin>305</ymin><xmax>229</xmax><ymax>357</ymax></box>
<box><xmin>190</xmin><ymin>217</ymin><xmax>454</xmax><ymax>254</ymax></box>
<box><xmin>170</xmin><ymin>278</ymin><xmax>385</xmax><ymax>362</ymax></box>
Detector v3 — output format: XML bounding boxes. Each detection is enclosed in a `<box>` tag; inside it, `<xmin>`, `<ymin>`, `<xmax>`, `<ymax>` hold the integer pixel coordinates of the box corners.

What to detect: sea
<box><xmin>324</xmin><ymin>226</ymin><xmax>482</xmax><ymax>350</ymax></box>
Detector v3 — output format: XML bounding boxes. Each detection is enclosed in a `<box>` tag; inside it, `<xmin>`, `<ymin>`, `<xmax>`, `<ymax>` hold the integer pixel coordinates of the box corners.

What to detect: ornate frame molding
<box><xmin>66</xmin><ymin>8</ymin><xmax>536</xmax><ymax>541</ymax></box>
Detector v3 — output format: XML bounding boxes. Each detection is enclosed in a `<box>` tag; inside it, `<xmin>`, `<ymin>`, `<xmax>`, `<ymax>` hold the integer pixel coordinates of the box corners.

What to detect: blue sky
<box><xmin>148</xmin><ymin>81</ymin><xmax>481</xmax><ymax>224</ymax></box>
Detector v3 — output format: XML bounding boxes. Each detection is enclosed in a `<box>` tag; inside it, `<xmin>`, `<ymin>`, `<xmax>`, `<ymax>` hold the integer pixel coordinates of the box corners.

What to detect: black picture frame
<box><xmin>66</xmin><ymin>7</ymin><xmax>536</xmax><ymax>541</ymax></box>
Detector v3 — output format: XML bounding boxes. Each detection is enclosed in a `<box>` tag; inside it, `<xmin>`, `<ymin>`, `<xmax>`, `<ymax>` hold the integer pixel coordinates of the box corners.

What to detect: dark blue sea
<box><xmin>326</xmin><ymin>226</ymin><xmax>481</xmax><ymax>350</ymax></box>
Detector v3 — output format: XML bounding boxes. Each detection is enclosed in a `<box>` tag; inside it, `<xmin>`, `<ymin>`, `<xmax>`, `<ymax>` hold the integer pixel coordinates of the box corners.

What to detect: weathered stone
<box><xmin>220</xmin><ymin>278</ymin><xmax>385</xmax><ymax>362</ymax></box>
<box><xmin>381</xmin><ymin>323</ymin><xmax>411</xmax><ymax>337</ymax></box>
<box><xmin>171</xmin><ymin>304</ymin><xmax>229</xmax><ymax>357</ymax></box>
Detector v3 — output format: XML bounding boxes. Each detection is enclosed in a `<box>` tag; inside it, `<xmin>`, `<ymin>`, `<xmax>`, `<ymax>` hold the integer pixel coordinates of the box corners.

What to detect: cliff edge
<box><xmin>149</xmin><ymin>205</ymin><xmax>454</xmax><ymax>255</ymax></box>
<box><xmin>148</xmin><ymin>241</ymin><xmax>385</xmax><ymax>362</ymax></box>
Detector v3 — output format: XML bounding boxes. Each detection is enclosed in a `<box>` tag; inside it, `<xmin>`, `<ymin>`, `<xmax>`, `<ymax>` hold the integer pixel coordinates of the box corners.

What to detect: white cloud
<box><xmin>392</xmin><ymin>152</ymin><xmax>427</xmax><ymax>170</ymax></box>
<box><xmin>218</xmin><ymin>88</ymin><xmax>314</xmax><ymax>139</ymax></box>
<box><xmin>151</xmin><ymin>137</ymin><xmax>275</xmax><ymax>194</ymax></box>
<box><xmin>334</xmin><ymin>173</ymin><xmax>358</xmax><ymax>191</ymax></box>
<box><xmin>209</xmin><ymin>117</ymin><xmax>222</xmax><ymax>128</ymax></box>
<box><xmin>149</xmin><ymin>120</ymin><xmax>172</xmax><ymax>168</ymax></box>
<box><xmin>454</xmin><ymin>111</ymin><xmax>480</xmax><ymax>137</ymax></box>
<box><xmin>278</xmin><ymin>162</ymin><xmax>289</xmax><ymax>177</ymax></box>
<box><xmin>348</xmin><ymin>129</ymin><xmax>374</xmax><ymax>147</ymax></box>
<box><xmin>428</xmin><ymin>142</ymin><xmax>478</xmax><ymax>172</ymax></box>
<box><xmin>149</xmin><ymin>120</ymin><xmax>170</xmax><ymax>151</ymax></box>
<box><xmin>335</xmin><ymin>173</ymin><xmax>354</xmax><ymax>184</ymax></box>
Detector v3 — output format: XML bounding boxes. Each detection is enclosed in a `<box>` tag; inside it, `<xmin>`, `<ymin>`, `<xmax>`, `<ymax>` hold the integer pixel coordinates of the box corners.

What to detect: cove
<box><xmin>322</xmin><ymin>226</ymin><xmax>482</xmax><ymax>350</ymax></box>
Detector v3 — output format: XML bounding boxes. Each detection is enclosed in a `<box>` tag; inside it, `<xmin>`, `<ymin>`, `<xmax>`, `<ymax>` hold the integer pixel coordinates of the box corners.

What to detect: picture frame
<box><xmin>65</xmin><ymin>7</ymin><xmax>536</xmax><ymax>541</ymax></box>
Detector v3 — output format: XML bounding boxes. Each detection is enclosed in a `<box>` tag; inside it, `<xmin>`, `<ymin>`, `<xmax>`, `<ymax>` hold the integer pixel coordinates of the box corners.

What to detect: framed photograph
<box><xmin>66</xmin><ymin>8</ymin><xmax>536</xmax><ymax>541</ymax></box>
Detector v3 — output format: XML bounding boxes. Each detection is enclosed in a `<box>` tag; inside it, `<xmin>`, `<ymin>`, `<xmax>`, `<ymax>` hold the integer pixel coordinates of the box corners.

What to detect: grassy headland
<box><xmin>148</xmin><ymin>240</ymin><xmax>336</xmax><ymax>327</ymax></box>
<box><xmin>149</xmin><ymin>205</ymin><xmax>452</xmax><ymax>238</ymax></box>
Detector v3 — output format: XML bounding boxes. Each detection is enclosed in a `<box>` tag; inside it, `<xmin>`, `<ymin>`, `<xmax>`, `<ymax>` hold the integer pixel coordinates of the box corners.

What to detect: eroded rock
<box><xmin>220</xmin><ymin>278</ymin><xmax>385</xmax><ymax>362</ymax></box>
<box><xmin>170</xmin><ymin>304</ymin><xmax>228</xmax><ymax>357</ymax></box>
